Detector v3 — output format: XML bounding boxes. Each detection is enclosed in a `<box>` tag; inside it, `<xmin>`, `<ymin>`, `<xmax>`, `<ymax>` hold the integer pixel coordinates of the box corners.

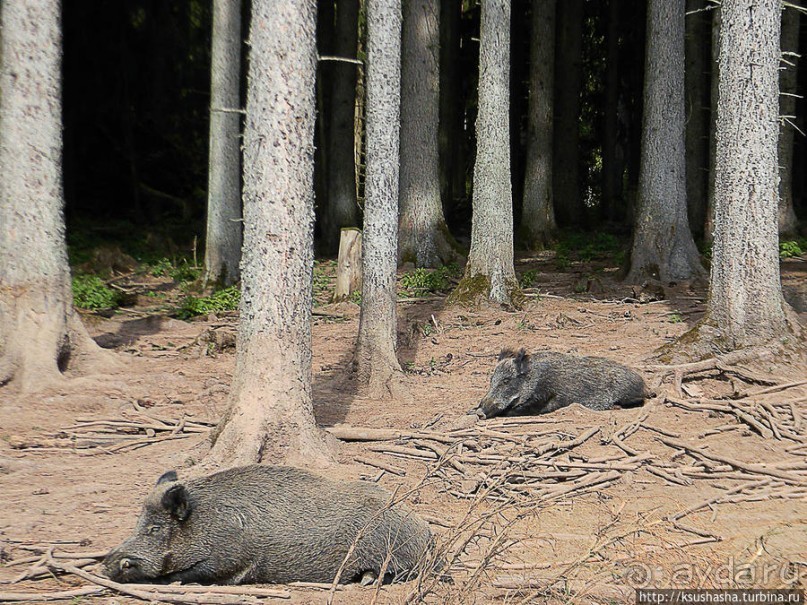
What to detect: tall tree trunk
<box><xmin>439</xmin><ymin>0</ymin><xmax>461</xmax><ymax>213</ymax></box>
<box><xmin>398</xmin><ymin>0</ymin><xmax>458</xmax><ymax>267</ymax></box>
<box><xmin>323</xmin><ymin>0</ymin><xmax>360</xmax><ymax>255</ymax></box>
<box><xmin>450</xmin><ymin>0</ymin><xmax>521</xmax><ymax>307</ymax></box>
<box><xmin>203</xmin><ymin>0</ymin><xmax>243</xmax><ymax>288</ymax></box>
<box><xmin>0</xmin><ymin>0</ymin><xmax>110</xmax><ymax>392</ymax></box>
<box><xmin>206</xmin><ymin>0</ymin><xmax>333</xmax><ymax>469</ymax></box>
<box><xmin>698</xmin><ymin>0</ymin><xmax>796</xmax><ymax>350</ymax></box>
<box><xmin>626</xmin><ymin>0</ymin><xmax>704</xmax><ymax>283</ymax></box>
<box><xmin>601</xmin><ymin>0</ymin><xmax>621</xmax><ymax>223</ymax></box>
<box><xmin>705</xmin><ymin>4</ymin><xmax>721</xmax><ymax>243</ymax></box>
<box><xmin>355</xmin><ymin>0</ymin><xmax>403</xmax><ymax>397</ymax></box>
<box><xmin>553</xmin><ymin>0</ymin><xmax>584</xmax><ymax>228</ymax></box>
<box><xmin>519</xmin><ymin>0</ymin><xmax>556</xmax><ymax>249</ymax></box>
<box><xmin>778</xmin><ymin>1</ymin><xmax>801</xmax><ymax>237</ymax></box>
<box><xmin>684</xmin><ymin>0</ymin><xmax>710</xmax><ymax>239</ymax></box>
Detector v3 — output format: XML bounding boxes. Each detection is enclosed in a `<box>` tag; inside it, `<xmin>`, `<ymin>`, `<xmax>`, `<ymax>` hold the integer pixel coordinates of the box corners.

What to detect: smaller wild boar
<box><xmin>472</xmin><ymin>349</ymin><xmax>650</xmax><ymax>419</ymax></box>
<box><xmin>104</xmin><ymin>465</ymin><xmax>433</xmax><ymax>585</ymax></box>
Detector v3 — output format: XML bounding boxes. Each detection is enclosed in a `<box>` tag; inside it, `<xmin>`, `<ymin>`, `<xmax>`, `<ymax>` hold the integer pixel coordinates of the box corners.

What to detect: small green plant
<box><xmin>519</xmin><ymin>269</ymin><xmax>537</xmax><ymax>288</ymax></box>
<box><xmin>170</xmin><ymin>261</ymin><xmax>201</xmax><ymax>282</ymax></box>
<box><xmin>555</xmin><ymin>252</ymin><xmax>571</xmax><ymax>271</ymax></box>
<box><xmin>400</xmin><ymin>265</ymin><xmax>457</xmax><ymax>297</ymax></box>
<box><xmin>780</xmin><ymin>240</ymin><xmax>804</xmax><ymax>259</ymax></box>
<box><xmin>349</xmin><ymin>290</ymin><xmax>362</xmax><ymax>305</ymax></box>
<box><xmin>668</xmin><ymin>313</ymin><xmax>683</xmax><ymax>324</ymax></box>
<box><xmin>312</xmin><ymin>266</ymin><xmax>331</xmax><ymax>295</ymax></box>
<box><xmin>422</xmin><ymin>323</ymin><xmax>433</xmax><ymax>337</ymax></box>
<box><xmin>150</xmin><ymin>257</ymin><xmax>173</xmax><ymax>277</ymax></box>
<box><xmin>177</xmin><ymin>285</ymin><xmax>240</xmax><ymax>319</ymax></box>
<box><xmin>72</xmin><ymin>275</ymin><xmax>120</xmax><ymax>310</ymax></box>
<box><xmin>149</xmin><ymin>257</ymin><xmax>200</xmax><ymax>282</ymax></box>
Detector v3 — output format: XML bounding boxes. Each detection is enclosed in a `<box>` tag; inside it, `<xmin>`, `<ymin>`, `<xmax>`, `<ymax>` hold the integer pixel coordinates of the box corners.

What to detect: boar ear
<box><xmin>157</xmin><ymin>470</ymin><xmax>178</xmax><ymax>485</ymax></box>
<box><xmin>498</xmin><ymin>348</ymin><xmax>515</xmax><ymax>361</ymax></box>
<box><xmin>161</xmin><ymin>484</ymin><xmax>191</xmax><ymax>522</ymax></box>
<box><xmin>515</xmin><ymin>349</ymin><xmax>530</xmax><ymax>374</ymax></box>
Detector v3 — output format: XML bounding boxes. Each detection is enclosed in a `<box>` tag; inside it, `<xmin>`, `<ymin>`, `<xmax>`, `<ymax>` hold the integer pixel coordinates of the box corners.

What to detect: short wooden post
<box><xmin>332</xmin><ymin>228</ymin><xmax>362</xmax><ymax>302</ymax></box>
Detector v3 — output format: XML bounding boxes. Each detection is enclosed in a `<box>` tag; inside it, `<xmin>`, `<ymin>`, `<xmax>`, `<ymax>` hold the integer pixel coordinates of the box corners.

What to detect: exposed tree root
<box><xmin>202</xmin><ymin>392</ymin><xmax>336</xmax><ymax>471</ymax></box>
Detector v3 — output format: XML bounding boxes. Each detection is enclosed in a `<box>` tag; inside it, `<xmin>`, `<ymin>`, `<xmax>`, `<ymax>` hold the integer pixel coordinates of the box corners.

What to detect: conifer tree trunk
<box><xmin>450</xmin><ymin>0</ymin><xmax>521</xmax><ymax>307</ymax></box>
<box><xmin>519</xmin><ymin>0</ymin><xmax>557</xmax><ymax>250</ymax></box>
<box><xmin>601</xmin><ymin>0</ymin><xmax>622</xmax><ymax>223</ymax></box>
<box><xmin>778</xmin><ymin>2</ymin><xmax>800</xmax><ymax>237</ymax></box>
<box><xmin>203</xmin><ymin>0</ymin><xmax>243</xmax><ymax>288</ymax></box>
<box><xmin>355</xmin><ymin>0</ymin><xmax>403</xmax><ymax>397</ymax></box>
<box><xmin>699</xmin><ymin>0</ymin><xmax>796</xmax><ymax>349</ymax></box>
<box><xmin>206</xmin><ymin>0</ymin><xmax>333</xmax><ymax>468</ymax></box>
<box><xmin>685</xmin><ymin>0</ymin><xmax>710</xmax><ymax>238</ymax></box>
<box><xmin>553</xmin><ymin>0</ymin><xmax>584</xmax><ymax>228</ymax></box>
<box><xmin>705</xmin><ymin>5</ymin><xmax>721</xmax><ymax>243</ymax></box>
<box><xmin>398</xmin><ymin>0</ymin><xmax>458</xmax><ymax>267</ymax></box>
<box><xmin>439</xmin><ymin>0</ymin><xmax>461</xmax><ymax>213</ymax></box>
<box><xmin>626</xmin><ymin>0</ymin><xmax>704</xmax><ymax>283</ymax></box>
<box><xmin>0</xmin><ymin>0</ymin><xmax>110</xmax><ymax>392</ymax></box>
<box><xmin>323</xmin><ymin>0</ymin><xmax>361</xmax><ymax>255</ymax></box>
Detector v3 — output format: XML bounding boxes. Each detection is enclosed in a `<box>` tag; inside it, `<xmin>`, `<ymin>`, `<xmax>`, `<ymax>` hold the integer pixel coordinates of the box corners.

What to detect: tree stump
<box><xmin>332</xmin><ymin>228</ymin><xmax>362</xmax><ymax>302</ymax></box>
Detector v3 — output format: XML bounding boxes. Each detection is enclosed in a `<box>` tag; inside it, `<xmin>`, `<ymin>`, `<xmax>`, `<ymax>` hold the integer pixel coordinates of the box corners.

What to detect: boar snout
<box><xmin>103</xmin><ymin>548</ymin><xmax>154</xmax><ymax>583</ymax></box>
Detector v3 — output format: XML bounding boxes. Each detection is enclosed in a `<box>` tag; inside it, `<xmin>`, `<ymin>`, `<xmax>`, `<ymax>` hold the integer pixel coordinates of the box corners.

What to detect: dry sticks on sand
<box><xmin>6</xmin><ymin>402</ymin><xmax>215</xmax><ymax>455</ymax></box>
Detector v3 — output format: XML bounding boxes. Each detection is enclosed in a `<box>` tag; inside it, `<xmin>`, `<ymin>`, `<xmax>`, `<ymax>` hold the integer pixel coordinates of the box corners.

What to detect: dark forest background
<box><xmin>62</xmin><ymin>1</ymin><xmax>807</xmax><ymax>264</ymax></box>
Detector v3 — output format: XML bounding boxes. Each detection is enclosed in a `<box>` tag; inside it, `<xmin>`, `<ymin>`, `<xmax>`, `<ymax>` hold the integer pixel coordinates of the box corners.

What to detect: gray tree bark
<box><xmin>323</xmin><ymin>0</ymin><xmax>361</xmax><ymax>255</ymax></box>
<box><xmin>705</xmin><ymin>4</ymin><xmax>721</xmax><ymax>243</ymax></box>
<box><xmin>703</xmin><ymin>0</ymin><xmax>794</xmax><ymax>349</ymax></box>
<box><xmin>0</xmin><ymin>0</ymin><xmax>110</xmax><ymax>392</ymax></box>
<box><xmin>778</xmin><ymin>1</ymin><xmax>800</xmax><ymax>237</ymax></box>
<box><xmin>685</xmin><ymin>0</ymin><xmax>710</xmax><ymax>238</ymax></box>
<box><xmin>601</xmin><ymin>0</ymin><xmax>621</xmax><ymax>223</ymax></box>
<box><xmin>398</xmin><ymin>0</ymin><xmax>458</xmax><ymax>267</ymax></box>
<box><xmin>355</xmin><ymin>0</ymin><xmax>403</xmax><ymax>397</ymax></box>
<box><xmin>451</xmin><ymin>0</ymin><xmax>521</xmax><ymax>307</ymax></box>
<box><xmin>519</xmin><ymin>0</ymin><xmax>557</xmax><ymax>250</ymax></box>
<box><xmin>626</xmin><ymin>0</ymin><xmax>704</xmax><ymax>284</ymax></box>
<box><xmin>203</xmin><ymin>0</ymin><xmax>243</xmax><ymax>288</ymax></box>
<box><xmin>206</xmin><ymin>0</ymin><xmax>334</xmax><ymax>469</ymax></box>
<box><xmin>439</xmin><ymin>0</ymin><xmax>462</xmax><ymax>212</ymax></box>
<box><xmin>553</xmin><ymin>0</ymin><xmax>584</xmax><ymax>228</ymax></box>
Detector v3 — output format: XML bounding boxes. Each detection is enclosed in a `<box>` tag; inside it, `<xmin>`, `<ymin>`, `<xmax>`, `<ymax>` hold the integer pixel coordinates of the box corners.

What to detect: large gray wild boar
<box><xmin>103</xmin><ymin>465</ymin><xmax>433</xmax><ymax>585</ymax></box>
<box><xmin>472</xmin><ymin>349</ymin><xmax>650</xmax><ymax>419</ymax></box>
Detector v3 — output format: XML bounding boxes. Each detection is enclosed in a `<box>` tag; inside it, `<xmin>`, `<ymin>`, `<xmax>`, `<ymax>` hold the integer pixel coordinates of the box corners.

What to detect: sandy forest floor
<box><xmin>1</xmin><ymin>251</ymin><xmax>806</xmax><ymax>604</ymax></box>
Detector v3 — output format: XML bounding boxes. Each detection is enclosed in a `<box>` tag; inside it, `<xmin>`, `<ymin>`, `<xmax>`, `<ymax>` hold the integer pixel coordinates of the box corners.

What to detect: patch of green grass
<box><xmin>177</xmin><ymin>285</ymin><xmax>240</xmax><ymax>319</ymax></box>
<box><xmin>148</xmin><ymin>257</ymin><xmax>200</xmax><ymax>282</ymax></box>
<box><xmin>313</xmin><ymin>266</ymin><xmax>331</xmax><ymax>295</ymax></box>
<box><xmin>72</xmin><ymin>275</ymin><xmax>121</xmax><ymax>310</ymax></box>
<box><xmin>780</xmin><ymin>240</ymin><xmax>804</xmax><ymax>259</ymax></box>
<box><xmin>349</xmin><ymin>290</ymin><xmax>362</xmax><ymax>305</ymax></box>
<box><xmin>149</xmin><ymin>257</ymin><xmax>174</xmax><ymax>277</ymax></box>
<box><xmin>170</xmin><ymin>261</ymin><xmax>201</xmax><ymax>282</ymax></box>
<box><xmin>555</xmin><ymin>252</ymin><xmax>571</xmax><ymax>271</ymax></box>
<box><xmin>668</xmin><ymin>313</ymin><xmax>683</xmax><ymax>324</ymax></box>
<box><xmin>519</xmin><ymin>269</ymin><xmax>537</xmax><ymax>288</ymax></box>
<box><xmin>400</xmin><ymin>264</ymin><xmax>459</xmax><ymax>297</ymax></box>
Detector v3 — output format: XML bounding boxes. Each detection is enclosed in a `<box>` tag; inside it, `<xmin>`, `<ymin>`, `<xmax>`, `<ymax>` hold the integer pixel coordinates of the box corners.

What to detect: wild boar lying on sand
<box><xmin>471</xmin><ymin>349</ymin><xmax>650</xmax><ymax>419</ymax></box>
<box><xmin>104</xmin><ymin>465</ymin><xmax>433</xmax><ymax>585</ymax></box>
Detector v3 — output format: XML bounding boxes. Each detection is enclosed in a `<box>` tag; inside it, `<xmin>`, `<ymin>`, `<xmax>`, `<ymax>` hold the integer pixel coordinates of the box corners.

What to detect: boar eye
<box><xmin>147</xmin><ymin>524</ymin><xmax>162</xmax><ymax>535</ymax></box>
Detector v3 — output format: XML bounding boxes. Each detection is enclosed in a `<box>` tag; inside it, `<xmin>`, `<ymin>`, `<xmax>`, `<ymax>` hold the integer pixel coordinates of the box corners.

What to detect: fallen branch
<box><xmin>0</xmin><ymin>587</ymin><xmax>105</xmax><ymax>601</ymax></box>
<box><xmin>44</xmin><ymin>552</ymin><xmax>291</xmax><ymax>603</ymax></box>
<box><xmin>658</xmin><ymin>437</ymin><xmax>806</xmax><ymax>484</ymax></box>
